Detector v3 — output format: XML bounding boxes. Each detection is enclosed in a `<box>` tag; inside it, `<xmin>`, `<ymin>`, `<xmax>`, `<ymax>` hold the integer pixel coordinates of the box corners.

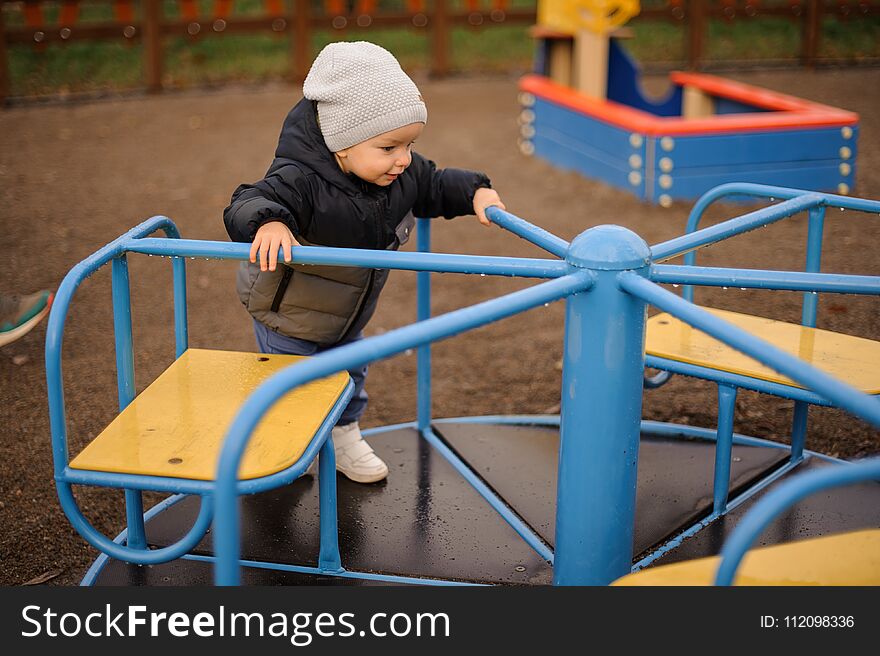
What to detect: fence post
<box><xmin>687</xmin><ymin>0</ymin><xmax>706</xmax><ymax>71</ymax></box>
<box><xmin>0</xmin><ymin>4</ymin><xmax>9</xmax><ymax>105</ymax></box>
<box><xmin>292</xmin><ymin>0</ymin><xmax>310</xmax><ymax>82</ymax></box>
<box><xmin>142</xmin><ymin>0</ymin><xmax>163</xmax><ymax>93</ymax></box>
<box><xmin>431</xmin><ymin>0</ymin><xmax>450</xmax><ymax>77</ymax></box>
<box><xmin>801</xmin><ymin>0</ymin><xmax>821</xmax><ymax>67</ymax></box>
<box><xmin>553</xmin><ymin>226</ymin><xmax>650</xmax><ymax>585</ymax></box>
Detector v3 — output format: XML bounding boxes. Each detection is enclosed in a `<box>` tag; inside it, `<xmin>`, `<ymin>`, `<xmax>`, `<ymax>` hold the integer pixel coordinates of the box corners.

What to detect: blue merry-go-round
<box><xmin>45</xmin><ymin>182</ymin><xmax>880</xmax><ymax>586</ymax></box>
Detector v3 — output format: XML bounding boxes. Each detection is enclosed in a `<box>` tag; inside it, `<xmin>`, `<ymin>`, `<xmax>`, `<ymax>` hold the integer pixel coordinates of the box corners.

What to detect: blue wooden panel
<box><xmin>529</xmin><ymin>95</ymin><xmax>859</xmax><ymax>205</ymax></box>
<box><xmin>533</xmin><ymin>97</ymin><xmax>639</xmax><ymax>160</ymax></box>
<box><xmin>534</xmin><ymin>40</ymin><xmax>550</xmax><ymax>77</ymax></box>
<box><xmin>607</xmin><ymin>40</ymin><xmax>682</xmax><ymax>117</ymax></box>
<box><xmin>715</xmin><ymin>97</ymin><xmax>772</xmax><ymax>115</ymax></box>
<box><xmin>651</xmin><ymin>126</ymin><xmax>859</xmax><ymax>170</ymax></box>
<box><xmin>652</xmin><ymin>161</ymin><xmax>855</xmax><ymax>201</ymax></box>
<box><xmin>532</xmin><ymin>130</ymin><xmax>647</xmax><ymax>200</ymax></box>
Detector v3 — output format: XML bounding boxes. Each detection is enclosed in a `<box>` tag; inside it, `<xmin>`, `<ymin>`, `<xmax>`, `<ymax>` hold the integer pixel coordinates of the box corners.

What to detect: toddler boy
<box><xmin>224</xmin><ymin>41</ymin><xmax>504</xmax><ymax>483</ymax></box>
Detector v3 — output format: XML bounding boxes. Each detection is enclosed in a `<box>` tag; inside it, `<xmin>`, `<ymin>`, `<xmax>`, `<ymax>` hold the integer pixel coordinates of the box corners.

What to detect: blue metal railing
<box><xmin>46</xmin><ymin>184</ymin><xmax>880</xmax><ymax>588</ymax></box>
<box><xmin>651</xmin><ymin>193</ymin><xmax>825</xmax><ymax>263</ymax></box>
<box><xmin>620</xmin><ymin>273</ymin><xmax>880</xmax><ymax>427</ymax></box>
<box><xmin>645</xmin><ymin>183</ymin><xmax>880</xmax><ymax>505</ymax></box>
<box><xmin>715</xmin><ymin>456</ymin><xmax>880</xmax><ymax>586</ymax></box>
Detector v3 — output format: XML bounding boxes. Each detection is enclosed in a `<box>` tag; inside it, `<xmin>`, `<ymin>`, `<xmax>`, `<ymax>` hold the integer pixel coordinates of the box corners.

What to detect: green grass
<box><xmin>629</xmin><ymin>16</ymin><xmax>880</xmax><ymax>62</ymax></box>
<box><xmin>3</xmin><ymin>0</ymin><xmax>879</xmax><ymax>98</ymax></box>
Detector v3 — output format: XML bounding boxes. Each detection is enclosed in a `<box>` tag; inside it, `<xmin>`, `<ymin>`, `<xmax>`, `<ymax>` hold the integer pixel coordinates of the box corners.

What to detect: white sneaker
<box><xmin>331</xmin><ymin>422</ymin><xmax>389</xmax><ymax>483</ymax></box>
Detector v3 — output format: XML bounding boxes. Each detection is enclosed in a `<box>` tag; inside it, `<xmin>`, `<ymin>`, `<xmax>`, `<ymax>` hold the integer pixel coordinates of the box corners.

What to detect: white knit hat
<box><xmin>303</xmin><ymin>41</ymin><xmax>427</xmax><ymax>152</ymax></box>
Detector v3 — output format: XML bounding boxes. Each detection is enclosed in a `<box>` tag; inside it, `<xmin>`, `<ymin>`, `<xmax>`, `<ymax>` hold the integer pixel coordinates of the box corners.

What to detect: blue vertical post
<box><xmin>317</xmin><ymin>437</ymin><xmax>342</xmax><ymax>572</ymax></box>
<box><xmin>790</xmin><ymin>403</ymin><xmax>809</xmax><ymax>463</ymax></box>
<box><xmin>713</xmin><ymin>384</ymin><xmax>737</xmax><ymax>515</ymax></box>
<box><xmin>801</xmin><ymin>206</ymin><xmax>825</xmax><ymax>327</ymax></box>
<box><xmin>171</xmin><ymin>256</ymin><xmax>188</xmax><ymax>358</ymax></box>
<box><xmin>791</xmin><ymin>205</ymin><xmax>825</xmax><ymax>462</ymax></box>
<box><xmin>554</xmin><ymin>226</ymin><xmax>650</xmax><ymax>585</ymax></box>
<box><xmin>111</xmin><ymin>255</ymin><xmax>146</xmax><ymax>550</ymax></box>
<box><xmin>416</xmin><ymin>217</ymin><xmax>432</xmax><ymax>434</ymax></box>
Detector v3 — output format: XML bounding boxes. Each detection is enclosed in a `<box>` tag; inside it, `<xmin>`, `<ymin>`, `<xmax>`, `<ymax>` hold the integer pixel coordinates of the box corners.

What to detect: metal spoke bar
<box><xmin>650</xmin><ymin>264</ymin><xmax>880</xmax><ymax>295</ymax></box>
<box><xmin>127</xmin><ymin>237</ymin><xmax>570</xmax><ymax>279</ymax></box>
<box><xmin>486</xmin><ymin>206</ymin><xmax>570</xmax><ymax>258</ymax></box>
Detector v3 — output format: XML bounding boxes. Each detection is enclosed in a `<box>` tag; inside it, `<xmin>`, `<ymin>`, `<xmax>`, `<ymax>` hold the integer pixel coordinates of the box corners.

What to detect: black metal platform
<box><xmin>90</xmin><ymin>421</ymin><xmax>878</xmax><ymax>586</ymax></box>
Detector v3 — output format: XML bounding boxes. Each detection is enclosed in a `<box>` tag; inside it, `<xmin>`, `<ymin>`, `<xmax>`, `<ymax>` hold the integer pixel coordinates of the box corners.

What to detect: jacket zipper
<box><xmin>340</xmin><ymin>196</ymin><xmax>383</xmax><ymax>340</ymax></box>
<box><xmin>270</xmin><ymin>266</ymin><xmax>294</xmax><ymax>313</ymax></box>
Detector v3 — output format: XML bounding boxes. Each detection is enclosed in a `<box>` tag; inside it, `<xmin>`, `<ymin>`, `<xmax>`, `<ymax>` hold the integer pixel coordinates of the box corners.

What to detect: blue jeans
<box><xmin>253</xmin><ymin>319</ymin><xmax>368</xmax><ymax>426</ymax></box>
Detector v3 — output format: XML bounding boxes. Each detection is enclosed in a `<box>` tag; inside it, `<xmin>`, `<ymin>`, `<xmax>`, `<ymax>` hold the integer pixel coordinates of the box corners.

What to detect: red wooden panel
<box><xmin>113</xmin><ymin>0</ymin><xmax>135</xmax><ymax>23</ymax></box>
<box><xmin>520</xmin><ymin>73</ymin><xmax>858</xmax><ymax>137</ymax></box>
<box><xmin>179</xmin><ymin>0</ymin><xmax>199</xmax><ymax>21</ymax></box>
<box><xmin>23</xmin><ymin>1</ymin><xmax>45</xmax><ymax>28</ymax></box>
<box><xmin>59</xmin><ymin>0</ymin><xmax>80</xmax><ymax>26</ymax></box>
<box><xmin>214</xmin><ymin>0</ymin><xmax>233</xmax><ymax>18</ymax></box>
<box><xmin>326</xmin><ymin>0</ymin><xmax>345</xmax><ymax>15</ymax></box>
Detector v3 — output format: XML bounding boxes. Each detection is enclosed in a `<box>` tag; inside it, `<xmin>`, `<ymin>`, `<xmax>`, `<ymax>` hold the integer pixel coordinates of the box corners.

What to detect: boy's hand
<box><xmin>251</xmin><ymin>221</ymin><xmax>300</xmax><ymax>272</ymax></box>
<box><xmin>473</xmin><ymin>187</ymin><xmax>506</xmax><ymax>227</ymax></box>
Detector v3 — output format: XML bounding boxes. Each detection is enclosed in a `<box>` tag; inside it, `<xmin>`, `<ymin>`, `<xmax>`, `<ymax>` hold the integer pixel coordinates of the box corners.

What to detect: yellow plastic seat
<box><xmin>69</xmin><ymin>349</ymin><xmax>351</xmax><ymax>481</ymax></box>
<box><xmin>612</xmin><ymin>529</ymin><xmax>880</xmax><ymax>586</ymax></box>
<box><xmin>646</xmin><ymin>307</ymin><xmax>880</xmax><ymax>394</ymax></box>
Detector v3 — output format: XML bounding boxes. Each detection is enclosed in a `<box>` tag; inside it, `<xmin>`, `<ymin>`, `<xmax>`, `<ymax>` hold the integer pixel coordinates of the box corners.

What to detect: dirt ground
<box><xmin>1</xmin><ymin>67</ymin><xmax>878</xmax><ymax>586</ymax></box>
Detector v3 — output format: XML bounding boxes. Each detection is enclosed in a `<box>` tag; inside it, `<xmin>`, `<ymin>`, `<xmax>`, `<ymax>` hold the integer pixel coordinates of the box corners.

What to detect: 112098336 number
<box><xmin>784</xmin><ymin>616</ymin><xmax>854</xmax><ymax>628</ymax></box>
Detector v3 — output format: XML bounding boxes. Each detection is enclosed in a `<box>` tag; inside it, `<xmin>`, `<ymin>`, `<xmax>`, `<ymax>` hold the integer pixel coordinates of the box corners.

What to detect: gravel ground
<box><xmin>1</xmin><ymin>67</ymin><xmax>878</xmax><ymax>586</ymax></box>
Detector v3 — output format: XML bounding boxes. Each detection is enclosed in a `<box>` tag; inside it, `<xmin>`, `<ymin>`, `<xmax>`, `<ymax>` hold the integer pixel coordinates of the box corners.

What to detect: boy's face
<box><xmin>335</xmin><ymin>122</ymin><xmax>425</xmax><ymax>186</ymax></box>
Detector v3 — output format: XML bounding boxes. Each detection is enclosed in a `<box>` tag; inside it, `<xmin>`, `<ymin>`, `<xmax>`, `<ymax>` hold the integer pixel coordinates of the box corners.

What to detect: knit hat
<box><xmin>303</xmin><ymin>41</ymin><xmax>427</xmax><ymax>152</ymax></box>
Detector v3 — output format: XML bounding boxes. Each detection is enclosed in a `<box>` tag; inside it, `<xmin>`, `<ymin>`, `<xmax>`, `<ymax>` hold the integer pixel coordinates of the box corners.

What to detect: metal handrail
<box><xmin>714</xmin><ymin>457</ymin><xmax>880</xmax><ymax>586</ymax></box>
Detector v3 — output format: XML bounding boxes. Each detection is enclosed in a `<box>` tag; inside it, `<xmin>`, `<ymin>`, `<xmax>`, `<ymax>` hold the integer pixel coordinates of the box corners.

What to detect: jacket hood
<box><xmin>274</xmin><ymin>97</ymin><xmax>372</xmax><ymax>195</ymax></box>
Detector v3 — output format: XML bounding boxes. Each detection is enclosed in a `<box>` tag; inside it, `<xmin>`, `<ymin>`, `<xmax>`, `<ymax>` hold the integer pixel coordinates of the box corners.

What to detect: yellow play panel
<box><xmin>646</xmin><ymin>307</ymin><xmax>880</xmax><ymax>394</ymax></box>
<box><xmin>612</xmin><ymin>529</ymin><xmax>880</xmax><ymax>586</ymax></box>
<box><xmin>69</xmin><ymin>349</ymin><xmax>350</xmax><ymax>481</ymax></box>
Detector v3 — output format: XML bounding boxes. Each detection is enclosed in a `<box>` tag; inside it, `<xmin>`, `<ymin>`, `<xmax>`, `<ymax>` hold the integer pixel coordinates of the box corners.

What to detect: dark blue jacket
<box><xmin>224</xmin><ymin>97</ymin><xmax>491</xmax><ymax>344</ymax></box>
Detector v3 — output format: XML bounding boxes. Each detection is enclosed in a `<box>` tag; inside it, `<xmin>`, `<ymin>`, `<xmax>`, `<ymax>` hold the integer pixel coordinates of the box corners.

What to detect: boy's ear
<box><xmin>336</xmin><ymin>148</ymin><xmax>348</xmax><ymax>158</ymax></box>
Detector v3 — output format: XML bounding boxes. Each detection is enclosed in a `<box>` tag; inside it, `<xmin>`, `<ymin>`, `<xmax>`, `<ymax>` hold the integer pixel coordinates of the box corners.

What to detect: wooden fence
<box><xmin>1</xmin><ymin>0</ymin><xmax>878</xmax><ymax>103</ymax></box>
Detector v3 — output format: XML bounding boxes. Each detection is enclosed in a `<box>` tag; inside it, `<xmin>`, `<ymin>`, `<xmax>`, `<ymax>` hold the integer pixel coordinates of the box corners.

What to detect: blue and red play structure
<box><xmin>523</xmin><ymin>23</ymin><xmax>859</xmax><ymax>205</ymax></box>
<box><xmin>45</xmin><ymin>183</ymin><xmax>880</xmax><ymax>586</ymax></box>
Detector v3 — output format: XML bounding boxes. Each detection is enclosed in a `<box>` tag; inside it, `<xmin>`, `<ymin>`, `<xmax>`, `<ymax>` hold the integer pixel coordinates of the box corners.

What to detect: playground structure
<box><xmin>521</xmin><ymin>0</ymin><xmax>860</xmax><ymax>204</ymax></box>
<box><xmin>45</xmin><ymin>182</ymin><xmax>880</xmax><ymax>586</ymax></box>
